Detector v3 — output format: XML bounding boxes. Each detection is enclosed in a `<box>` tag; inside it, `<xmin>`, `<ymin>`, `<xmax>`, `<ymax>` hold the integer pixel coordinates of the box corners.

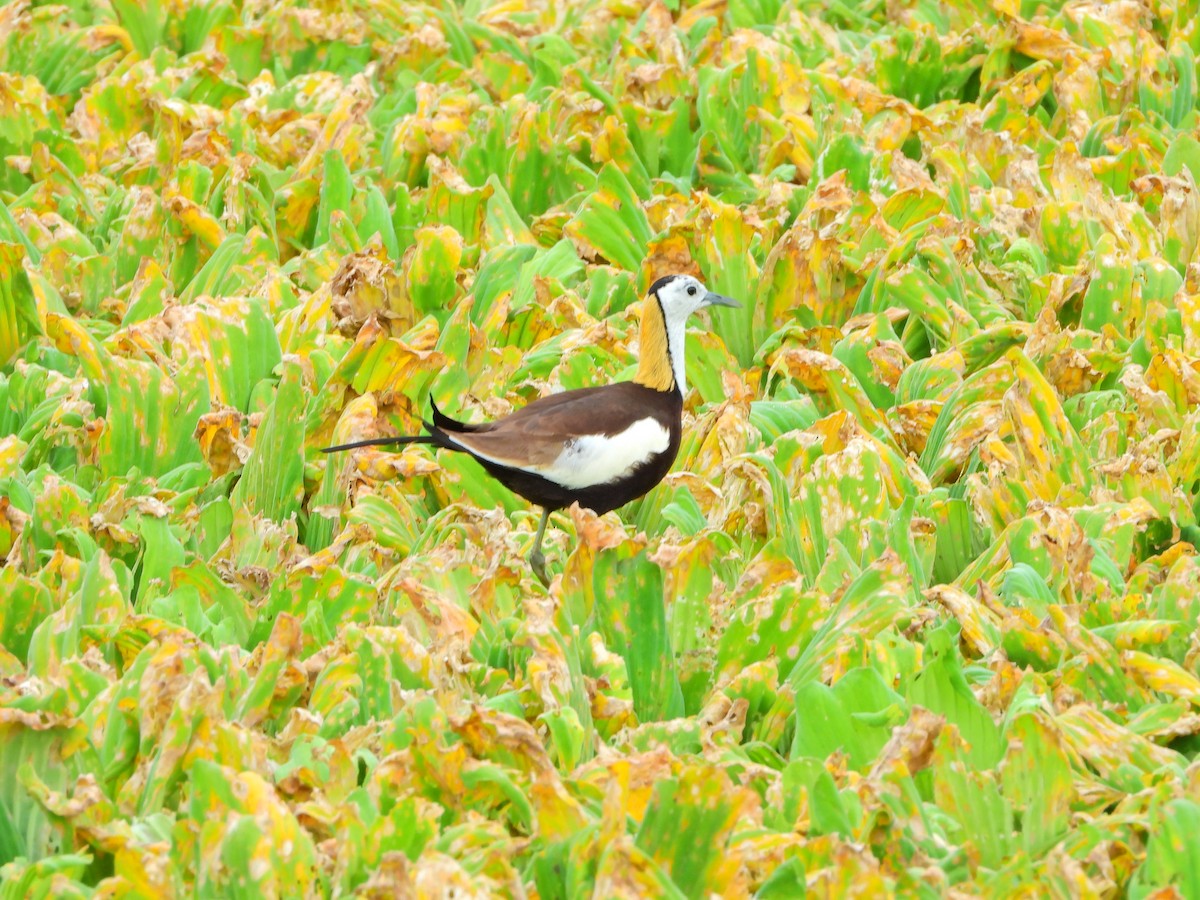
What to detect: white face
<box><xmin>654</xmin><ymin>275</ymin><xmax>734</xmax><ymax>327</ymax></box>
<box><xmin>651</xmin><ymin>274</ymin><xmax>741</xmax><ymax>391</ymax></box>
<box><xmin>657</xmin><ymin>278</ymin><xmax>710</xmax><ymax>328</ymax></box>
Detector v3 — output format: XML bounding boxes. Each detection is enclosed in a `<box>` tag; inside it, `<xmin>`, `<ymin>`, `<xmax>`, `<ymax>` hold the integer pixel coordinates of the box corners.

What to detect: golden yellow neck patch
<box><xmin>633</xmin><ymin>297</ymin><xmax>676</xmax><ymax>393</ymax></box>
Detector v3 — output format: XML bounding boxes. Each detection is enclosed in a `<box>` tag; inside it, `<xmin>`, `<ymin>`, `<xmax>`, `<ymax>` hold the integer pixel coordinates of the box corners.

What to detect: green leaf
<box><xmin>907</xmin><ymin>622</ymin><xmax>1002</xmax><ymax>769</ymax></box>
<box><xmin>635</xmin><ymin>765</ymin><xmax>744</xmax><ymax>898</ymax></box>
<box><xmin>792</xmin><ymin>667</ymin><xmax>907</xmax><ymax>769</ymax></box>
<box><xmin>1135</xmin><ymin>799</ymin><xmax>1200</xmax><ymax>898</ymax></box>
<box><xmin>589</xmin><ymin>542</ymin><xmax>684</xmax><ymax>723</ymax></box>
<box><xmin>0</xmin><ymin>244</ymin><xmax>39</xmax><ymax>367</ymax></box>
<box><xmin>230</xmin><ymin>360</ymin><xmax>305</xmax><ymax>523</ymax></box>
<box><xmin>563</xmin><ymin>163</ymin><xmax>653</xmax><ymax>272</ymax></box>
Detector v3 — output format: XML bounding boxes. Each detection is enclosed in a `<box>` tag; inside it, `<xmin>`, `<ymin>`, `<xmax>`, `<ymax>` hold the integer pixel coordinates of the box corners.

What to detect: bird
<box><xmin>322</xmin><ymin>273</ymin><xmax>740</xmax><ymax>586</ymax></box>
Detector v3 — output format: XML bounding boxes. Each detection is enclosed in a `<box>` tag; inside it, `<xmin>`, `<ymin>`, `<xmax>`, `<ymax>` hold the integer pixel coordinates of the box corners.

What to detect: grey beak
<box><xmin>704</xmin><ymin>292</ymin><xmax>741</xmax><ymax>308</ymax></box>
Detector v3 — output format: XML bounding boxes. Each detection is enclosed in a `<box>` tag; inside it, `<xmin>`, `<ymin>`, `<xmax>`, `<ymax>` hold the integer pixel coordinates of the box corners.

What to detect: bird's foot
<box><xmin>529</xmin><ymin>548</ymin><xmax>550</xmax><ymax>587</ymax></box>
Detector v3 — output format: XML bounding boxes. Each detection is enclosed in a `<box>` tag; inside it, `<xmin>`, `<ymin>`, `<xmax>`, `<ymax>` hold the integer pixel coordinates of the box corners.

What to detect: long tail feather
<box><xmin>430</xmin><ymin>398</ymin><xmax>484</xmax><ymax>433</ymax></box>
<box><xmin>321</xmin><ymin>435</ymin><xmax>438</xmax><ymax>453</ymax></box>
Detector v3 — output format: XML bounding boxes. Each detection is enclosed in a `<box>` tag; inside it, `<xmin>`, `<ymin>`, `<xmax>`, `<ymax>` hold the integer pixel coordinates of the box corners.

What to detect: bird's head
<box><xmin>649</xmin><ymin>274</ymin><xmax>741</xmax><ymax>328</ymax></box>
<box><xmin>634</xmin><ymin>274</ymin><xmax>741</xmax><ymax>393</ymax></box>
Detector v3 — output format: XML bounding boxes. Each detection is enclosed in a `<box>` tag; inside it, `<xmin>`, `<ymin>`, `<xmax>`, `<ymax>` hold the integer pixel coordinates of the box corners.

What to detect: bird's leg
<box><xmin>529</xmin><ymin>507</ymin><xmax>551</xmax><ymax>587</ymax></box>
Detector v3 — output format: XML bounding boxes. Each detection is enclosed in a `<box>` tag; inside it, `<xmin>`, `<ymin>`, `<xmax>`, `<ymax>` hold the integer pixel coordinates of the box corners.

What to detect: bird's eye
<box><xmin>687</xmin><ymin>285</ymin><xmax>697</xmax><ymax>296</ymax></box>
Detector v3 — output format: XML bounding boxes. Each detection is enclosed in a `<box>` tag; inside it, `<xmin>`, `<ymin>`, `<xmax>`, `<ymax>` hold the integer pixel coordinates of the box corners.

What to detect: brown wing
<box><xmin>437</xmin><ymin>382</ymin><xmax>675</xmax><ymax>469</ymax></box>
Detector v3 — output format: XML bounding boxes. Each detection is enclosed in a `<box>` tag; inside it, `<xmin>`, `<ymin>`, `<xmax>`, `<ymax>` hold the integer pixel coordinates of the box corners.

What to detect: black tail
<box><xmin>323</xmin><ymin>399</ymin><xmax>484</xmax><ymax>453</ymax></box>
<box><xmin>321</xmin><ymin>435</ymin><xmax>438</xmax><ymax>453</ymax></box>
<box><xmin>430</xmin><ymin>398</ymin><xmax>485</xmax><ymax>432</ymax></box>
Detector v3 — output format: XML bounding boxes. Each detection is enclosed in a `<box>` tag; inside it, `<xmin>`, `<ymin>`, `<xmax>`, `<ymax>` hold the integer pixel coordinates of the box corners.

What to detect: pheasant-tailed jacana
<box><xmin>323</xmin><ymin>274</ymin><xmax>740</xmax><ymax>585</ymax></box>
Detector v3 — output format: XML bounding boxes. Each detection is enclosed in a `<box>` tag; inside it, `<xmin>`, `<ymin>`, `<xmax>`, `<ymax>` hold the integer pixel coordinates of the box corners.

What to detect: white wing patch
<box><xmin>544</xmin><ymin>417</ymin><xmax>671</xmax><ymax>489</ymax></box>
<box><xmin>450</xmin><ymin>417</ymin><xmax>670</xmax><ymax>490</ymax></box>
